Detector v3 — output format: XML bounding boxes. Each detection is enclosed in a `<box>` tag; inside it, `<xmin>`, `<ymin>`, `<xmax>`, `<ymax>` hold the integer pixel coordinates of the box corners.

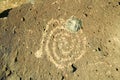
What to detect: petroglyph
<box><xmin>35</xmin><ymin>16</ymin><xmax>87</xmax><ymax>69</ymax></box>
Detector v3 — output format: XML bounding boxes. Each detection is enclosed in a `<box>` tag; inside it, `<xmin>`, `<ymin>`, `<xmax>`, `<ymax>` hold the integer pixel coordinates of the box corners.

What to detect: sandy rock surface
<box><xmin>0</xmin><ymin>0</ymin><xmax>120</xmax><ymax>80</ymax></box>
<box><xmin>0</xmin><ymin>0</ymin><xmax>35</xmax><ymax>13</ymax></box>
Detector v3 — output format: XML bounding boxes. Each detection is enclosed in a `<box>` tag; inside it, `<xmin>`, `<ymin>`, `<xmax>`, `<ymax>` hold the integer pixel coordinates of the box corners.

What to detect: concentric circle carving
<box><xmin>35</xmin><ymin>17</ymin><xmax>87</xmax><ymax>69</ymax></box>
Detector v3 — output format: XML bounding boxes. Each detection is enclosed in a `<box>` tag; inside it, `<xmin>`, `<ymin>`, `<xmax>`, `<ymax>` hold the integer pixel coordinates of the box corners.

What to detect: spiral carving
<box><xmin>35</xmin><ymin>17</ymin><xmax>87</xmax><ymax>69</ymax></box>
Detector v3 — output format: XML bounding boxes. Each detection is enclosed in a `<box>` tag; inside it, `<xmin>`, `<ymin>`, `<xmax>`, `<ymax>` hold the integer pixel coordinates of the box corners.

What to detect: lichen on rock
<box><xmin>65</xmin><ymin>16</ymin><xmax>82</xmax><ymax>32</ymax></box>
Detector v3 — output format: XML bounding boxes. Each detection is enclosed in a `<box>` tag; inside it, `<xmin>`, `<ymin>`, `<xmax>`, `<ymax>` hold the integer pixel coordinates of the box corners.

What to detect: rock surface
<box><xmin>0</xmin><ymin>0</ymin><xmax>120</xmax><ymax>80</ymax></box>
<box><xmin>0</xmin><ymin>0</ymin><xmax>35</xmax><ymax>13</ymax></box>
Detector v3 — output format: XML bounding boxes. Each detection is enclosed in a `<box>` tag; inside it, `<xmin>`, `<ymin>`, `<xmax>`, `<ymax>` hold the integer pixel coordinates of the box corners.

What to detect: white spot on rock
<box><xmin>65</xmin><ymin>16</ymin><xmax>82</xmax><ymax>32</ymax></box>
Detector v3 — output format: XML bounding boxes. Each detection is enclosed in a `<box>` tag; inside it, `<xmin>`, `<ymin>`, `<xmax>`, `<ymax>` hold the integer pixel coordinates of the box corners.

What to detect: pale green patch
<box><xmin>65</xmin><ymin>16</ymin><xmax>82</xmax><ymax>32</ymax></box>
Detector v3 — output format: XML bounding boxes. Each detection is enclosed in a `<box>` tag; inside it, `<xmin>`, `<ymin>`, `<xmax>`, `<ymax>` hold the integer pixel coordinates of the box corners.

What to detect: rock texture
<box><xmin>0</xmin><ymin>0</ymin><xmax>35</xmax><ymax>13</ymax></box>
<box><xmin>0</xmin><ymin>0</ymin><xmax>120</xmax><ymax>80</ymax></box>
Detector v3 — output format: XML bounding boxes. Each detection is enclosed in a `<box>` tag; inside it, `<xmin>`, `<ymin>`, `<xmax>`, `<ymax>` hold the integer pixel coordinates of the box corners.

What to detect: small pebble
<box><xmin>65</xmin><ymin>16</ymin><xmax>82</xmax><ymax>32</ymax></box>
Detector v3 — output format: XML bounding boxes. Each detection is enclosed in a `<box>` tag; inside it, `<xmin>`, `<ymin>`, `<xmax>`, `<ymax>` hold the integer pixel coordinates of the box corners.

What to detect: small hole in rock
<box><xmin>118</xmin><ymin>2</ymin><xmax>120</xmax><ymax>5</ymax></box>
<box><xmin>98</xmin><ymin>47</ymin><xmax>101</xmax><ymax>51</ymax></box>
<box><xmin>61</xmin><ymin>76</ymin><xmax>64</xmax><ymax>80</ymax></box>
<box><xmin>5</xmin><ymin>29</ymin><xmax>8</xmax><ymax>31</ymax></box>
<box><xmin>5</xmin><ymin>67</ymin><xmax>8</xmax><ymax>71</ymax></box>
<box><xmin>29</xmin><ymin>8</ymin><xmax>32</xmax><ymax>11</ymax></box>
<box><xmin>108</xmin><ymin>2</ymin><xmax>111</xmax><ymax>4</ymax></box>
<box><xmin>84</xmin><ymin>13</ymin><xmax>88</xmax><ymax>17</ymax></box>
<box><xmin>35</xmin><ymin>11</ymin><xmax>38</xmax><ymax>14</ymax></box>
<box><xmin>30</xmin><ymin>52</ymin><xmax>32</xmax><ymax>54</ymax></box>
<box><xmin>108</xmin><ymin>40</ymin><xmax>111</xmax><ymax>42</ymax></box>
<box><xmin>98</xmin><ymin>30</ymin><xmax>100</xmax><ymax>32</ymax></box>
<box><xmin>52</xmin><ymin>35</ymin><xmax>54</xmax><ymax>38</ymax></box>
<box><xmin>13</xmin><ymin>30</ymin><xmax>17</xmax><ymax>34</ymax></box>
<box><xmin>49</xmin><ymin>72</ymin><xmax>51</xmax><ymax>75</ymax></box>
<box><xmin>71</xmin><ymin>64</ymin><xmax>77</xmax><ymax>73</ymax></box>
<box><xmin>19</xmin><ymin>9</ymin><xmax>21</xmax><ymax>12</ymax></box>
<box><xmin>77</xmin><ymin>74</ymin><xmax>79</xmax><ymax>77</ymax></box>
<box><xmin>20</xmin><ymin>77</ymin><xmax>22</xmax><ymax>80</ymax></box>
<box><xmin>53</xmin><ymin>23</ymin><xmax>56</xmax><ymax>27</ymax></box>
<box><xmin>30</xmin><ymin>77</ymin><xmax>33</xmax><ymax>80</ymax></box>
<box><xmin>14</xmin><ymin>57</ymin><xmax>18</xmax><ymax>62</ymax></box>
<box><xmin>21</xmin><ymin>17</ymin><xmax>25</xmax><ymax>21</ymax></box>
<box><xmin>95</xmin><ymin>69</ymin><xmax>98</xmax><ymax>72</ymax></box>
<box><xmin>116</xmin><ymin>68</ymin><xmax>119</xmax><ymax>71</ymax></box>
<box><xmin>43</xmin><ymin>28</ymin><xmax>46</xmax><ymax>31</ymax></box>
<box><xmin>58</xmin><ymin>8</ymin><xmax>61</xmax><ymax>11</ymax></box>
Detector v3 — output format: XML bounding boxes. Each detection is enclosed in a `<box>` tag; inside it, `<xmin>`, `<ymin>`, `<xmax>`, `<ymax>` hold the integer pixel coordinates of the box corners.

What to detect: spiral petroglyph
<box><xmin>35</xmin><ymin>16</ymin><xmax>87</xmax><ymax>69</ymax></box>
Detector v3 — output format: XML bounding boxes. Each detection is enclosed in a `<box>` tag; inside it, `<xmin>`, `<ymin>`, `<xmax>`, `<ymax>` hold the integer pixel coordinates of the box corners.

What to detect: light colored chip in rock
<box><xmin>65</xmin><ymin>16</ymin><xmax>82</xmax><ymax>32</ymax></box>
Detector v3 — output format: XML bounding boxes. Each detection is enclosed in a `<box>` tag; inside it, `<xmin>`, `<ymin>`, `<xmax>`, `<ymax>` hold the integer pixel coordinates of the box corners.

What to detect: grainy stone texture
<box><xmin>0</xmin><ymin>0</ymin><xmax>120</xmax><ymax>80</ymax></box>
